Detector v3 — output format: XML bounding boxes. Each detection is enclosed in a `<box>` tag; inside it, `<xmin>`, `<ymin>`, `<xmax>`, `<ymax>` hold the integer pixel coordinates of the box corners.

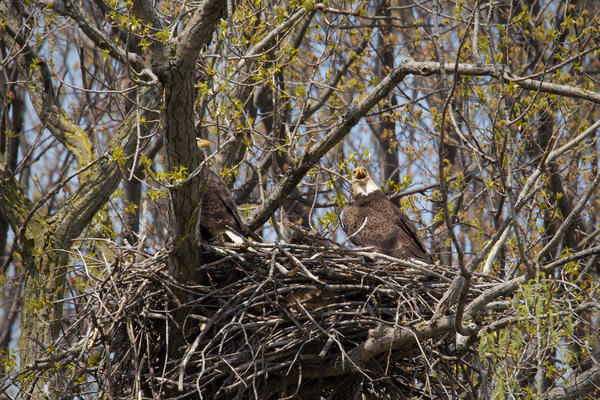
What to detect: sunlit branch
<box><xmin>174</xmin><ymin>0</ymin><xmax>227</xmax><ymax>71</ymax></box>
<box><xmin>482</xmin><ymin>119</ymin><xmax>600</xmax><ymax>273</ymax></box>
<box><xmin>536</xmin><ymin>170</ymin><xmax>600</xmax><ymax>262</ymax></box>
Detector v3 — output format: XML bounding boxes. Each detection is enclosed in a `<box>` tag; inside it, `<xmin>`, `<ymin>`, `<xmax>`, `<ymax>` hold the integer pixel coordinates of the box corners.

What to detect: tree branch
<box><xmin>1</xmin><ymin>11</ymin><xmax>94</xmax><ymax>175</ymax></box>
<box><xmin>60</xmin><ymin>0</ymin><xmax>149</xmax><ymax>74</ymax></box>
<box><xmin>408</xmin><ymin>61</ymin><xmax>600</xmax><ymax>103</ymax></box>
<box><xmin>174</xmin><ymin>0</ymin><xmax>227</xmax><ymax>72</ymax></box>
<box><xmin>545</xmin><ymin>365</ymin><xmax>600</xmax><ymax>400</ymax></box>
<box><xmin>307</xmin><ymin>315</ymin><xmax>455</xmax><ymax>378</ymax></box>
<box><xmin>52</xmin><ymin>88</ymin><xmax>161</xmax><ymax>245</ymax></box>
<box><xmin>536</xmin><ymin>168</ymin><xmax>600</xmax><ymax>262</ymax></box>
<box><xmin>465</xmin><ymin>245</ymin><xmax>600</xmax><ymax>323</ymax></box>
<box><xmin>482</xmin><ymin>118</ymin><xmax>600</xmax><ymax>273</ymax></box>
<box><xmin>0</xmin><ymin>155</ymin><xmax>38</xmax><ymax>233</ymax></box>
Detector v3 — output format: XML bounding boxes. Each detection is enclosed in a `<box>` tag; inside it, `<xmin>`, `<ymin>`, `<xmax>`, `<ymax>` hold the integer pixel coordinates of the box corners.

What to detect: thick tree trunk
<box><xmin>163</xmin><ymin>69</ymin><xmax>204</xmax><ymax>285</ymax></box>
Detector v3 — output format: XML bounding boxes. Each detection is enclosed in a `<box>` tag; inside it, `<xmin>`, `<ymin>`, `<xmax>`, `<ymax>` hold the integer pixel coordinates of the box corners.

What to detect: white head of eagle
<box><xmin>351</xmin><ymin>167</ymin><xmax>380</xmax><ymax>196</ymax></box>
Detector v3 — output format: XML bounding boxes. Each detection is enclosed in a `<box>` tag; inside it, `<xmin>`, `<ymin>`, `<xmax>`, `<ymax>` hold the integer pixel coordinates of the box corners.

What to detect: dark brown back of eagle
<box><xmin>199</xmin><ymin>169</ymin><xmax>261</xmax><ymax>242</ymax></box>
<box><xmin>342</xmin><ymin>190</ymin><xmax>432</xmax><ymax>263</ymax></box>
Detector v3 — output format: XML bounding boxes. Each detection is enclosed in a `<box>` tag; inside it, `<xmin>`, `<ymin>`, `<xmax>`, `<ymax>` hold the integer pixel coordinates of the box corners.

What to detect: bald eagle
<box><xmin>341</xmin><ymin>167</ymin><xmax>432</xmax><ymax>263</ymax></box>
<box><xmin>197</xmin><ymin>140</ymin><xmax>261</xmax><ymax>244</ymax></box>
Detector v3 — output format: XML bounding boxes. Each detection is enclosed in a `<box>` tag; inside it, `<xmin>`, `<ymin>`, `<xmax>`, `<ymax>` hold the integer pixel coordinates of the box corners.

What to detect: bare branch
<box><xmin>60</xmin><ymin>0</ymin><xmax>149</xmax><ymax>74</ymax></box>
<box><xmin>174</xmin><ymin>0</ymin><xmax>227</xmax><ymax>72</ymax></box>
<box><xmin>545</xmin><ymin>365</ymin><xmax>600</xmax><ymax>400</ymax></box>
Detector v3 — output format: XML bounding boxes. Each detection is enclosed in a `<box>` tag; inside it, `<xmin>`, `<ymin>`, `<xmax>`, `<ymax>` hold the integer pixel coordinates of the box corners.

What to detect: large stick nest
<box><xmin>26</xmin><ymin>243</ymin><xmax>505</xmax><ymax>399</ymax></box>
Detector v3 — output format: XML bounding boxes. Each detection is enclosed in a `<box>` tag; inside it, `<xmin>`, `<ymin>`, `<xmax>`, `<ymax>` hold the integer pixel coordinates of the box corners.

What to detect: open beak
<box><xmin>354</xmin><ymin>167</ymin><xmax>367</xmax><ymax>181</ymax></box>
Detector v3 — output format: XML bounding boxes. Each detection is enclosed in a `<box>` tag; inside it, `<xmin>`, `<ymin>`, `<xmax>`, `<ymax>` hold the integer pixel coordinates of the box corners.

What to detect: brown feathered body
<box><xmin>199</xmin><ymin>169</ymin><xmax>261</xmax><ymax>243</ymax></box>
<box><xmin>342</xmin><ymin>190</ymin><xmax>432</xmax><ymax>263</ymax></box>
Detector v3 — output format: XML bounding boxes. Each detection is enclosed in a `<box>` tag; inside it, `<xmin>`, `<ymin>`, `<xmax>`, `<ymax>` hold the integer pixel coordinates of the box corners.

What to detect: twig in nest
<box><xmin>278</xmin><ymin>244</ymin><xmax>325</xmax><ymax>285</ymax></box>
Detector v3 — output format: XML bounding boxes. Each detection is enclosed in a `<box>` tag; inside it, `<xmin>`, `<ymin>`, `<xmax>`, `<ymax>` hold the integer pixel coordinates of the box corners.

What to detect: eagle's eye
<box><xmin>354</xmin><ymin>167</ymin><xmax>367</xmax><ymax>181</ymax></box>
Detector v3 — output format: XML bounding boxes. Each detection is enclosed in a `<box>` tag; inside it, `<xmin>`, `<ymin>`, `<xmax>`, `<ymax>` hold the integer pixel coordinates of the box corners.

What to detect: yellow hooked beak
<box><xmin>196</xmin><ymin>139</ymin><xmax>211</xmax><ymax>148</ymax></box>
<box><xmin>353</xmin><ymin>166</ymin><xmax>367</xmax><ymax>181</ymax></box>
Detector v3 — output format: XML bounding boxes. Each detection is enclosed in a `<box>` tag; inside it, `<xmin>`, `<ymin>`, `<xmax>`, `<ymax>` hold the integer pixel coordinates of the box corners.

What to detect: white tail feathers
<box><xmin>224</xmin><ymin>229</ymin><xmax>245</xmax><ymax>244</ymax></box>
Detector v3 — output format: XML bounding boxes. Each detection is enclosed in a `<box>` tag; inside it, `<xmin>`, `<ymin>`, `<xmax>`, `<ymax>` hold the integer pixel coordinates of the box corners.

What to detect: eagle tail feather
<box><xmin>224</xmin><ymin>229</ymin><xmax>246</xmax><ymax>244</ymax></box>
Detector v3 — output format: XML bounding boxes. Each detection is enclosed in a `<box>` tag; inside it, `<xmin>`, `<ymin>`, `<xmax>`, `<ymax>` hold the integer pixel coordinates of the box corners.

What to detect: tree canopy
<box><xmin>2</xmin><ymin>0</ymin><xmax>600</xmax><ymax>398</ymax></box>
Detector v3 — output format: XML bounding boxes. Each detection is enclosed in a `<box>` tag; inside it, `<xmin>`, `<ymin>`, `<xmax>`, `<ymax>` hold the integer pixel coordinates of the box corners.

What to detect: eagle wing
<box><xmin>200</xmin><ymin>169</ymin><xmax>261</xmax><ymax>242</ymax></box>
<box><xmin>342</xmin><ymin>191</ymin><xmax>431</xmax><ymax>262</ymax></box>
<box><xmin>389</xmin><ymin>202</ymin><xmax>432</xmax><ymax>262</ymax></box>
